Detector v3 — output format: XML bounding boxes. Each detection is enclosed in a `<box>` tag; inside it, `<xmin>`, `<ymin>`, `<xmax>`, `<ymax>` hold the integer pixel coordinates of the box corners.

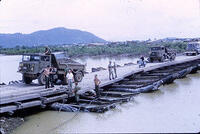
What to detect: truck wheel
<box><xmin>74</xmin><ymin>72</ymin><xmax>83</xmax><ymax>82</ymax></box>
<box><xmin>149</xmin><ymin>58</ymin><xmax>153</xmax><ymax>63</ymax></box>
<box><xmin>38</xmin><ymin>74</ymin><xmax>46</xmax><ymax>85</ymax></box>
<box><xmin>23</xmin><ymin>75</ymin><xmax>32</xmax><ymax>84</ymax></box>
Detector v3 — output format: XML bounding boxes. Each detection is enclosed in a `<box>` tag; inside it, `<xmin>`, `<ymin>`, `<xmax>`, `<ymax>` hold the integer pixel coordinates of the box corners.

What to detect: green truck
<box><xmin>149</xmin><ymin>46</ymin><xmax>176</xmax><ymax>62</ymax></box>
<box><xmin>185</xmin><ymin>42</ymin><xmax>200</xmax><ymax>56</ymax></box>
<box><xmin>18</xmin><ymin>53</ymin><xmax>86</xmax><ymax>85</ymax></box>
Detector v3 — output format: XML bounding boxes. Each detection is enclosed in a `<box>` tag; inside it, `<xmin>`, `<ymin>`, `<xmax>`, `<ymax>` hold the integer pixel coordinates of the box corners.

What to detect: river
<box><xmin>0</xmin><ymin>55</ymin><xmax>200</xmax><ymax>133</ymax></box>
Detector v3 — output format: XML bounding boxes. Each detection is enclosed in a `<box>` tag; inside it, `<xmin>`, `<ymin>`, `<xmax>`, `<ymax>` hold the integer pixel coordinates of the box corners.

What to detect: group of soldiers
<box><xmin>108</xmin><ymin>61</ymin><xmax>117</xmax><ymax>80</ymax></box>
<box><xmin>42</xmin><ymin>47</ymin><xmax>147</xmax><ymax>105</ymax></box>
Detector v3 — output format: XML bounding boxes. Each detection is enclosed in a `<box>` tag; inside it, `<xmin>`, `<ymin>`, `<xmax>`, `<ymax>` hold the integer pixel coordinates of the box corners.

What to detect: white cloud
<box><xmin>0</xmin><ymin>0</ymin><xmax>200</xmax><ymax>40</ymax></box>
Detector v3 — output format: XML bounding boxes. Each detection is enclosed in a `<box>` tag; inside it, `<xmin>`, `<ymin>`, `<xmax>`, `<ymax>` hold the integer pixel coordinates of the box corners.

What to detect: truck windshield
<box><xmin>151</xmin><ymin>47</ymin><xmax>162</xmax><ymax>51</ymax></box>
<box><xmin>23</xmin><ymin>55</ymin><xmax>40</xmax><ymax>61</ymax></box>
<box><xmin>55</xmin><ymin>53</ymin><xmax>68</xmax><ymax>59</ymax></box>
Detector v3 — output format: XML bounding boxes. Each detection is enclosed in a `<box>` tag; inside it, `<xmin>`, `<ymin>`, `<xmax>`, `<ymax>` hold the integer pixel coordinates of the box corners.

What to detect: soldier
<box><xmin>139</xmin><ymin>56</ymin><xmax>146</xmax><ymax>68</ymax></box>
<box><xmin>66</xmin><ymin>69</ymin><xmax>74</xmax><ymax>92</ymax></box>
<box><xmin>94</xmin><ymin>74</ymin><xmax>101</xmax><ymax>98</ymax></box>
<box><xmin>113</xmin><ymin>62</ymin><xmax>117</xmax><ymax>78</ymax></box>
<box><xmin>49</xmin><ymin>66</ymin><xmax>57</xmax><ymax>88</ymax></box>
<box><xmin>73</xmin><ymin>82</ymin><xmax>81</xmax><ymax>104</ymax></box>
<box><xmin>44</xmin><ymin>46</ymin><xmax>51</xmax><ymax>55</ymax></box>
<box><xmin>108</xmin><ymin>61</ymin><xmax>114</xmax><ymax>80</ymax></box>
<box><xmin>43</xmin><ymin>65</ymin><xmax>50</xmax><ymax>89</ymax></box>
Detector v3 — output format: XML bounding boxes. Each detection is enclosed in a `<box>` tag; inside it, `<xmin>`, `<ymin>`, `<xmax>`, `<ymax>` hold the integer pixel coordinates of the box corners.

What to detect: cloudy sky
<box><xmin>0</xmin><ymin>0</ymin><xmax>200</xmax><ymax>41</ymax></box>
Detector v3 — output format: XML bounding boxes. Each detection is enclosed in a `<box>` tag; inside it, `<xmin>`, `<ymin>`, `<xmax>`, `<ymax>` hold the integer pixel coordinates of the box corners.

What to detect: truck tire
<box><xmin>38</xmin><ymin>74</ymin><xmax>46</xmax><ymax>85</ymax></box>
<box><xmin>23</xmin><ymin>75</ymin><xmax>32</xmax><ymax>84</ymax></box>
<box><xmin>74</xmin><ymin>72</ymin><xmax>83</xmax><ymax>82</ymax></box>
<box><xmin>149</xmin><ymin>58</ymin><xmax>153</xmax><ymax>63</ymax></box>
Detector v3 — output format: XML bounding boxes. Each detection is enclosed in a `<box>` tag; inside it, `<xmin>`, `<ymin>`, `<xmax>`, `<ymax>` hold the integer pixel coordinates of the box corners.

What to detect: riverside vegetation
<box><xmin>0</xmin><ymin>41</ymin><xmax>187</xmax><ymax>57</ymax></box>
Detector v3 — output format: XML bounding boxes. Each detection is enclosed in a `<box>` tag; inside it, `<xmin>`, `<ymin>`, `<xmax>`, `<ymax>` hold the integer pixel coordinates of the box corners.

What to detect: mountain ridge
<box><xmin>0</xmin><ymin>27</ymin><xmax>106</xmax><ymax>48</ymax></box>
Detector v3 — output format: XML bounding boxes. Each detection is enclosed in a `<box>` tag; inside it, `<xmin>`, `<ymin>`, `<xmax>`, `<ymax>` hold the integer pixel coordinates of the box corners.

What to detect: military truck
<box><xmin>18</xmin><ymin>53</ymin><xmax>86</xmax><ymax>85</ymax></box>
<box><xmin>148</xmin><ymin>46</ymin><xmax>176</xmax><ymax>62</ymax></box>
<box><xmin>185</xmin><ymin>42</ymin><xmax>200</xmax><ymax>56</ymax></box>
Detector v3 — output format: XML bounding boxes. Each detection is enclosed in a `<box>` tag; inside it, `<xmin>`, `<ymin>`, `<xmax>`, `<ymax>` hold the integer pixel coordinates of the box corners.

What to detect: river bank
<box><xmin>0</xmin><ymin>117</ymin><xmax>24</xmax><ymax>134</ymax></box>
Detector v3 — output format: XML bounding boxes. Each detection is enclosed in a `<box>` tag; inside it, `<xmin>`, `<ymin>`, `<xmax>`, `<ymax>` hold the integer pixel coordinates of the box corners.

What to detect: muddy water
<box><xmin>0</xmin><ymin>55</ymin><xmax>22</xmax><ymax>84</ymax></box>
<box><xmin>12</xmin><ymin>74</ymin><xmax>200</xmax><ymax>133</ymax></box>
<box><xmin>0</xmin><ymin>55</ymin><xmax>200</xmax><ymax>133</ymax></box>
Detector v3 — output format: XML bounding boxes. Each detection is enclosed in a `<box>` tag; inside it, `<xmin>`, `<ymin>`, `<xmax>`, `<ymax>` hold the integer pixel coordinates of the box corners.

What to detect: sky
<box><xmin>0</xmin><ymin>0</ymin><xmax>200</xmax><ymax>41</ymax></box>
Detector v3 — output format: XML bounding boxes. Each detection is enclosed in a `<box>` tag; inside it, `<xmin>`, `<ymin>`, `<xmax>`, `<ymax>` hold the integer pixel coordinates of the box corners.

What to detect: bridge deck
<box><xmin>0</xmin><ymin>55</ymin><xmax>200</xmax><ymax>114</ymax></box>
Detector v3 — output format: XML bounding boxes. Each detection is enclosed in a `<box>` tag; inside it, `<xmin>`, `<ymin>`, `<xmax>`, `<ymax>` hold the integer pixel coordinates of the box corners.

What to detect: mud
<box><xmin>0</xmin><ymin>117</ymin><xmax>24</xmax><ymax>134</ymax></box>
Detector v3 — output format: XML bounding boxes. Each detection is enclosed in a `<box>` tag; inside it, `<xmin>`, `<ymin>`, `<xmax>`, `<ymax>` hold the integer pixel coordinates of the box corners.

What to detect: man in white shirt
<box><xmin>66</xmin><ymin>69</ymin><xmax>74</xmax><ymax>92</ymax></box>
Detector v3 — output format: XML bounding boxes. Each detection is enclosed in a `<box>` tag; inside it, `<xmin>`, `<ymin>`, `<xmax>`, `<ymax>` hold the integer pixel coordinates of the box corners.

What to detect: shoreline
<box><xmin>0</xmin><ymin>117</ymin><xmax>24</xmax><ymax>134</ymax></box>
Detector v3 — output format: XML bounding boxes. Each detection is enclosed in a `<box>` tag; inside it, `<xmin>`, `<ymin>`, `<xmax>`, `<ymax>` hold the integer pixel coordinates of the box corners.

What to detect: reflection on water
<box><xmin>13</xmin><ymin>72</ymin><xmax>200</xmax><ymax>133</ymax></box>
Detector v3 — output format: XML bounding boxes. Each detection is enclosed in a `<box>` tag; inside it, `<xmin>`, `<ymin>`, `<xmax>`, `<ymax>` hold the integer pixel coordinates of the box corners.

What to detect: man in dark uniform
<box><xmin>49</xmin><ymin>66</ymin><xmax>57</xmax><ymax>88</ymax></box>
<box><xmin>44</xmin><ymin>46</ymin><xmax>51</xmax><ymax>55</ymax></box>
<box><xmin>43</xmin><ymin>65</ymin><xmax>50</xmax><ymax>89</ymax></box>
<box><xmin>94</xmin><ymin>74</ymin><xmax>101</xmax><ymax>98</ymax></box>
<box><xmin>113</xmin><ymin>62</ymin><xmax>117</xmax><ymax>78</ymax></box>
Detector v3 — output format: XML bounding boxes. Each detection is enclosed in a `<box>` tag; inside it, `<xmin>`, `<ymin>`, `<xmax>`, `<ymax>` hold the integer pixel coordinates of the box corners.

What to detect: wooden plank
<box><xmin>0</xmin><ymin>105</ymin><xmax>17</xmax><ymax>113</ymax></box>
<box><xmin>43</xmin><ymin>94</ymin><xmax>68</xmax><ymax>104</ymax></box>
<box><xmin>0</xmin><ymin>88</ymin><xmax>49</xmax><ymax>99</ymax></box>
<box><xmin>111</xmin><ymin>84</ymin><xmax>143</xmax><ymax>89</ymax></box>
<box><xmin>19</xmin><ymin>101</ymin><xmax>42</xmax><ymax>109</ymax></box>
<box><xmin>0</xmin><ymin>94</ymin><xmax>40</xmax><ymax>105</ymax></box>
<box><xmin>40</xmin><ymin>89</ymin><xmax>66</xmax><ymax>97</ymax></box>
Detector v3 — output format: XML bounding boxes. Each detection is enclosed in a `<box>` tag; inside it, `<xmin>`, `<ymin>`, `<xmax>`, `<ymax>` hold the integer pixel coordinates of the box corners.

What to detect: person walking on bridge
<box><xmin>94</xmin><ymin>74</ymin><xmax>101</xmax><ymax>98</ymax></box>
<box><xmin>113</xmin><ymin>62</ymin><xmax>117</xmax><ymax>78</ymax></box>
<box><xmin>44</xmin><ymin>65</ymin><xmax>50</xmax><ymax>89</ymax></box>
<box><xmin>108</xmin><ymin>61</ymin><xmax>114</xmax><ymax>80</ymax></box>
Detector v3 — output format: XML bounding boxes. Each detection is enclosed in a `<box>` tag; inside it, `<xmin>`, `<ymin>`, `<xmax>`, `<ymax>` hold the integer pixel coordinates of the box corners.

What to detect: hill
<box><xmin>0</xmin><ymin>27</ymin><xmax>106</xmax><ymax>48</ymax></box>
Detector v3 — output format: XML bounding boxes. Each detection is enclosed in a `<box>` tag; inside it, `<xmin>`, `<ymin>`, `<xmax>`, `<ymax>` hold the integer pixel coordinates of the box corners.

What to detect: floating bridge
<box><xmin>1</xmin><ymin>56</ymin><xmax>200</xmax><ymax>114</ymax></box>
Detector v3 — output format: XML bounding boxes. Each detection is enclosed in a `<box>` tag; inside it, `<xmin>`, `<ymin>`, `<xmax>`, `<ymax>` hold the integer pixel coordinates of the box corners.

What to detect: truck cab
<box><xmin>149</xmin><ymin>46</ymin><xmax>176</xmax><ymax>62</ymax></box>
<box><xmin>185</xmin><ymin>42</ymin><xmax>200</xmax><ymax>56</ymax></box>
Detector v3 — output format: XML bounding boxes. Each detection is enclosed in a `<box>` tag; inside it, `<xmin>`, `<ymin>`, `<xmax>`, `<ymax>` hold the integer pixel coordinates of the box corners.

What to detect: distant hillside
<box><xmin>0</xmin><ymin>27</ymin><xmax>106</xmax><ymax>48</ymax></box>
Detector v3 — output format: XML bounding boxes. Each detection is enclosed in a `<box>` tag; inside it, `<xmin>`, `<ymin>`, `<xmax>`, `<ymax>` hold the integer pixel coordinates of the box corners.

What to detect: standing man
<box><xmin>44</xmin><ymin>46</ymin><xmax>51</xmax><ymax>55</ymax></box>
<box><xmin>49</xmin><ymin>66</ymin><xmax>57</xmax><ymax>88</ymax></box>
<box><xmin>108</xmin><ymin>61</ymin><xmax>114</xmax><ymax>80</ymax></box>
<box><xmin>43</xmin><ymin>65</ymin><xmax>50</xmax><ymax>89</ymax></box>
<box><xmin>74</xmin><ymin>82</ymin><xmax>81</xmax><ymax>104</ymax></box>
<box><xmin>94</xmin><ymin>74</ymin><xmax>101</xmax><ymax>98</ymax></box>
<box><xmin>113</xmin><ymin>62</ymin><xmax>117</xmax><ymax>78</ymax></box>
<box><xmin>139</xmin><ymin>56</ymin><xmax>146</xmax><ymax>68</ymax></box>
<box><xmin>66</xmin><ymin>69</ymin><xmax>74</xmax><ymax>92</ymax></box>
